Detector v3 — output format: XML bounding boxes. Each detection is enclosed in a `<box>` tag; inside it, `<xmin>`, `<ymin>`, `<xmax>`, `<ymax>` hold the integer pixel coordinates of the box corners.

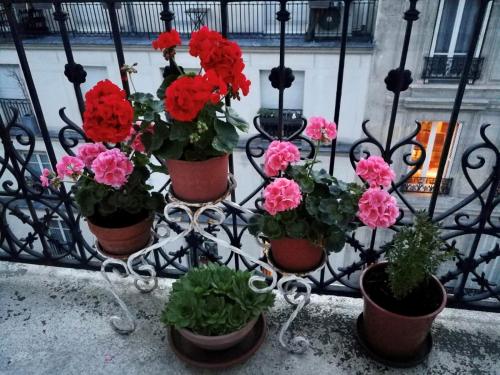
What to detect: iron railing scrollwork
<box><xmin>0</xmin><ymin>0</ymin><xmax>498</xmax><ymax>312</ymax></box>
<box><xmin>422</xmin><ymin>56</ymin><xmax>484</xmax><ymax>83</ymax></box>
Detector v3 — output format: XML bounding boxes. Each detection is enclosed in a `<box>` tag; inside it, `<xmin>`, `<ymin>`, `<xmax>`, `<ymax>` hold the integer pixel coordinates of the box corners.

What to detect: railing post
<box><xmin>428</xmin><ymin>0</ymin><xmax>491</xmax><ymax>217</ymax></box>
<box><xmin>160</xmin><ymin>1</ymin><xmax>174</xmax><ymax>31</ymax></box>
<box><xmin>105</xmin><ymin>0</ymin><xmax>130</xmax><ymax>96</ymax></box>
<box><xmin>276</xmin><ymin>0</ymin><xmax>290</xmax><ymax>140</ymax></box>
<box><xmin>4</xmin><ymin>1</ymin><xmax>58</xmax><ymax>169</ymax></box>
<box><xmin>220</xmin><ymin>0</ymin><xmax>228</xmax><ymax>37</ymax></box>
<box><xmin>53</xmin><ymin>2</ymin><xmax>86</xmax><ymax>118</ymax></box>
<box><xmin>329</xmin><ymin>0</ymin><xmax>353</xmax><ymax>175</ymax></box>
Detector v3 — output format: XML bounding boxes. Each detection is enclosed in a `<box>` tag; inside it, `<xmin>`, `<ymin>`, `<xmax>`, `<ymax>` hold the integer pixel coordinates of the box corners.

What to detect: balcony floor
<box><xmin>1</xmin><ymin>262</ymin><xmax>499</xmax><ymax>375</ymax></box>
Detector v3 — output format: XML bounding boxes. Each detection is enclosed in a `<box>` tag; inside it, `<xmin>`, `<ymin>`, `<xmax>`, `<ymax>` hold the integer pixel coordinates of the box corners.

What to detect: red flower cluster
<box><xmin>166</xmin><ymin>74</ymin><xmax>224</xmax><ymax>122</ymax></box>
<box><xmin>83</xmin><ymin>80</ymin><xmax>133</xmax><ymax>143</ymax></box>
<box><xmin>189</xmin><ymin>27</ymin><xmax>250</xmax><ymax>97</ymax></box>
<box><xmin>152</xmin><ymin>29</ymin><xmax>181</xmax><ymax>50</ymax></box>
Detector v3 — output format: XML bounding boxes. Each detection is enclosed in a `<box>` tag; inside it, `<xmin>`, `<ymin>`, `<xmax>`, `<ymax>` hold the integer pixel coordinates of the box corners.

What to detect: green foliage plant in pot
<box><xmin>162</xmin><ymin>263</ymin><xmax>275</xmax><ymax>352</ymax></box>
<box><xmin>360</xmin><ymin>211</ymin><xmax>453</xmax><ymax>362</ymax></box>
<box><xmin>249</xmin><ymin>117</ymin><xmax>400</xmax><ymax>273</ymax></box>
<box><xmin>143</xmin><ymin>28</ymin><xmax>250</xmax><ymax>203</ymax></box>
<box><xmin>40</xmin><ymin>80</ymin><xmax>164</xmax><ymax>256</ymax></box>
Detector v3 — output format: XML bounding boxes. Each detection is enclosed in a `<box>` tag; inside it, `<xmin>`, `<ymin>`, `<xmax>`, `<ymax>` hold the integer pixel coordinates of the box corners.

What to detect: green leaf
<box><xmin>262</xmin><ymin>215</ymin><xmax>284</xmax><ymax>239</ymax></box>
<box><xmin>170</xmin><ymin>121</ymin><xmax>195</xmax><ymax>141</ymax></box>
<box><xmin>156</xmin><ymin>139</ymin><xmax>186</xmax><ymax>160</ymax></box>
<box><xmin>225</xmin><ymin>107</ymin><xmax>249</xmax><ymax>132</ymax></box>
<box><xmin>324</xmin><ymin>229</ymin><xmax>345</xmax><ymax>253</ymax></box>
<box><xmin>248</xmin><ymin>214</ymin><xmax>264</xmax><ymax>236</ymax></box>
<box><xmin>212</xmin><ymin>119</ymin><xmax>239</xmax><ymax>154</ymax></box>
<box><xmin>285</xmin><ymin>220</ymin><xmax>309</xmax><ymax>239</ymax></box>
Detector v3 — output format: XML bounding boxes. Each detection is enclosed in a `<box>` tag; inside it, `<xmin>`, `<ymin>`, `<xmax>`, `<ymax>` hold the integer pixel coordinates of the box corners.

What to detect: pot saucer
<box><xmin>354</xmin><ymin>313</ymin><xmax>432</xmax><ymax>368</ymax></box>
<box><xmin>168</xmin><ymin>314</ymin><xmax>267</xmax><ymax>369</ymax></box>
<box><xmin>264</xmin><ymin>245</ymin><xmax>327</xmax><ymax>276</ymax></box>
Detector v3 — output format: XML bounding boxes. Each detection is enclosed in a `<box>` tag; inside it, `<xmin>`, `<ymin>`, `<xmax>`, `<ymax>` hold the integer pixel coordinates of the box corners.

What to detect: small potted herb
<box><xmin>249</xmin><ymin>117</ymin><xmax>399</xmax><ymax>273</ymax></box>
<box><xmin>360</xmin><ymin>211</ymin><xmax>452</xmax><ymax>361</ymax></box>
<box><xmin>162</xmin><ymin>264</ymin><xmax>274</xmax><ymax>351</ymax></box>
<box><xmin>144</xmin><ymin>27</ymin><xmax>250</xmax><ymax>203</ymax></box>
<box><xmin>40</xmin><ymin>80</ymin><xmax>164</xmax><ymax>256</ymax></box>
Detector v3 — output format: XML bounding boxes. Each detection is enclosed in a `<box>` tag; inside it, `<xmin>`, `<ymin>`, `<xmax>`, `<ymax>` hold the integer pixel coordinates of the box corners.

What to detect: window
<box><xmin>430</xmin><ymin>0</ymin><xmax>490</xmax><ymax>58</ymax></box>
<box><xmin>423</xmin><ymin>0</ymin><xmax>492</xmax><ymax>82</ymax></box>
<box><xmin>48</xmin><ymin>219</ymin><xmax>73</xmax><ymax>257</ymax></box>
<box><xmin>22</xmin><ymin>151</ymin><xmax>52</xmax><ymax>189</ymax></box>
<box><xmin>403</xmin><ymin>121</ymin><xmax>460</xmax><ymax>194</ymax></box>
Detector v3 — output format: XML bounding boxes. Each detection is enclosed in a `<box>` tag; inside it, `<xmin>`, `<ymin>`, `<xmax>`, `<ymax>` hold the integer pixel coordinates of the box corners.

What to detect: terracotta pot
<box><xmin>270</xmin><ymin>238</ymin><xmax>324</xmax><ymax>273</ymax></box>
<box><xmin>360</xmin><ymin>262</ymin><xmax>447</xmax><ymax>359</ymax></box>
<box><xmin>178</xmin><ymin>316</ymin><xmax>259</xmax><ymax>351</ymax></box>
<box><xmin>87</xmin><ymin>214</ymin><xmax>153</xmax><ymax>256</ymax></box>
<box><xmin>166</xmin><ymin>154</ymin><xmax>229</xmax><ymax>203</ymax></box>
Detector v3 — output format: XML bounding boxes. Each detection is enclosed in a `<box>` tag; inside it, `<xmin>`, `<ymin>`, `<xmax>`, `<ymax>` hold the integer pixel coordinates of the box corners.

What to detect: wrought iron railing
<box><xmin>0</xmin><ymin>0</ymin><xmax>498</xmax><ymax>312</ymax></box>
<box><xmin>0</xmin><ymin>98</ymin><xmax>39</xmax><ymax>134</ymax></box>
<box><xmin>400</xmin><ymin>176</ymin><xmax>453</xmax><ymax>195</ymax></box>
<box><xmin>422</xmin><ymin>55</ymin><xmax>484</xmax><ymax>83</ymax></box>
<box><xmin>0</xmin><ymin>1</ymin><xmax>377</xmax><ymax>41</ymax></box>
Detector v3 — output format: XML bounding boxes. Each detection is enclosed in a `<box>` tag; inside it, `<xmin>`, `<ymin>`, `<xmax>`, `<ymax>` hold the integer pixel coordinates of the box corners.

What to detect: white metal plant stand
<box><xmin>98</xmin><ymin>177</ymin><xmax>322</xmax><ymax>354</ymax></box>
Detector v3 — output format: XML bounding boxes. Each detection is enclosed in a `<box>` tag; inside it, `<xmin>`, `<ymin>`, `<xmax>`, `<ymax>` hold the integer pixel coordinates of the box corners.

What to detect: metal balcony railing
<box><xmin>422</xmin><ymin>55</ymin><xmax>484</xmax><ymax>83</ymax></box>
<box><xmin>400</xmin><ymin>176</ymin><xmax>453</xmax><ymax>195</ymax></box>
<box><xmin>0</xmin><ymin>0</ymin><xmax>498</xmax><ymax>312</ymax></box>
<box><xmin>0</xmin><ymin>1</ymin><xmax>377</xmax><ymax>42</ymax></box>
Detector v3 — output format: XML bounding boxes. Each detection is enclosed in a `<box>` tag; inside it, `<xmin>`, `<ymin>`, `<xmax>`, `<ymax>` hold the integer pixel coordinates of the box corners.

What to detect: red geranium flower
<box><xmin>189</xmin><ymin>27</ymin><xmax>251</xmax><ymax>97</ymax></box>
<box><xmin>152</xmin><ymin>29</ymin><xmax>181</xmax><ymax>50</ymax></box>
<box><xmin>165</xmin><ymin>74</ymin><xmax>224</xmax><ymax>122</ymax></box>
<box><xmin>83</xmin><ymin>80</ymin><xmax>133</xmax><ymax>143</ymax></box>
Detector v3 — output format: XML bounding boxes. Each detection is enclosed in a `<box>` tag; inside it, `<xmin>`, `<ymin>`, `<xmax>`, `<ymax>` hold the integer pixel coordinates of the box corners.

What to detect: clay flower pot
<box><xmin>270</xmin><ymin>238</ymin><xmax>324</xmax><ymax>273</ymax></box>
<box><xmin>166</xmin><ymin>154</ymin><xmax>229</xmax><ymax>203</ymax></box>
<box><xmin>178</xmin><ymin>316</ymin><xmax>259</xmax><ymax>351</ymax></box>
<box><xmin>87</xmin><ymin>214</ymin><xmax>153</xmax><ymax>256</ymax></box>
<box><xmin>360</xmin><ymin>262</ymin><xmax>447</xmax><ymax>360</ymax></box>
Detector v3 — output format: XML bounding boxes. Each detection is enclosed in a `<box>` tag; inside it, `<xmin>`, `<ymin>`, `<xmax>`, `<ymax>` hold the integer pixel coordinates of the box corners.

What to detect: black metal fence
<box><xmin>422</xmin><ymin>55</ymin><xmax>484</xmax><ymax>83</ymax></box>
<box><xmin>0</xmin><ymin>0</ymin><xmax>498</xmax><ymax>312</ymax></box>
<box><xmin>0</xmin><ymin>1</ymin><xmax>377</xmax><ymax>41</ymax></box>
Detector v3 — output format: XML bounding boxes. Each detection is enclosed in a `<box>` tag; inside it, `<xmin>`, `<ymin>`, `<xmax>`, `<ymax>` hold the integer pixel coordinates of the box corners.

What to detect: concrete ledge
<box><xmin>1</xmin><ymin>262</ymin><xmax>499</xmax><ymax>374</ymax></box>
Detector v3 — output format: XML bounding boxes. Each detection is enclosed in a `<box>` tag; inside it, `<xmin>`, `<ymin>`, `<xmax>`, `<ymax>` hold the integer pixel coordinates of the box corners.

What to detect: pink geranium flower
<box><xmin>77</xmin><ymin>143</ymin><xmax>107</xmax><ymax>168</ymax></box>
<box><xmin>357</xmin><ymin>188</ymin><xmax>399</xmax><ymax>229</ymax></box>
<box><xmin>56</xmin><ymin>155</ymin><xmax>85</xmax><ymax>180</ymax></box>
<box><xmin>305</xmin><ymin>117</ymin><xmax>337</xmax><ymax>143</ymax></box>
<box><xmin>355</xmin><ymin>155</ymin><xmax>395</xmax><ymax>188</ymax></box>
<box><xmin>263</xmin><ymin>140</ymin><xmax>300</xmax><ymax>177</ymax></box>
<box><xmin>263</xmin><ymin>178</ymin><xmax>302</xmax><ymax>216</ymax></box>
<box><xmin>39</xmin><ymin>168</ymin><xmax>51</xmax><ymax>187</ymax></box>
<box><xmin>91</xmin><ymin>148</ymin><xmax>134</xmax><ymax>189</ymax></box>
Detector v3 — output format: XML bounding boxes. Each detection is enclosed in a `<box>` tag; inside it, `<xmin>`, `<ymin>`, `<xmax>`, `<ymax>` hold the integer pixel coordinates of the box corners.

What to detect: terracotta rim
<box><xmin>360</xmin><ymin>261</ymin><xmax>447</xmax><ymax>320</ymax></box>
<box><xmin>178</xmin><ymin>316</ymin><xmax>258</xmax><ymax>343</ymax></box>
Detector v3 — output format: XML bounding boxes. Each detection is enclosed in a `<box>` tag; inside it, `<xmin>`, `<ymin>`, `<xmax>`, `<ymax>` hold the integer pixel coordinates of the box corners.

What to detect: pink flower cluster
<box><xmin>263</xmin><ymin>178</ymin><xmax>302</xmax><ymax>216</ymax></box>
<box><xmin>263</xmin><ymin>141</ymin><xmax>301</xmax><ymax>177</ymax></box>
<box><xmin>91</xmin><ymin>149</ymin><xmax>134</xmax><ymax>189</ymax></box>
<box><xmin>127</xmin><ymin>121</ymin><xmax>155</xmax><ymax>153</ymax></box>
<box><xmin>355</xmin><ymin>155</ymin><xmax>395</xmax><ymax>188</ymax></box>
<box><xmin>56</xmin><ymin>156</ymin><xmax>85</xmax><ymax>180</ymax></box>
<box><xmin>305</xmin><ymin>117</ymin><xmax>337</xmax><ymax>143</ymax></box>
<box><xmin>40</xmin><ymin>168</ymin><xmax>51</xmax><ymax>187</ymax></box>
<box><xmin>77</xmin><ymin>143</ymin><xmax>107</xmax><ymax>168</ymax></box>
<box><xmin>357</xmin><ymin>188</ymin><xmax>399</xmax><ymax>228</ymax></box>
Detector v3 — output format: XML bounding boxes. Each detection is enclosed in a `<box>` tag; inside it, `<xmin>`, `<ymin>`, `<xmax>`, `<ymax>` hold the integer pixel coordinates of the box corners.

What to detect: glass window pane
<box><xmin>455</xmin><ymin>0</ymin><xmax>480</xmax><ymax>53</ymax></box>
<box><xmin>427</xmin><ymin>122</ymin><xmax>449</xmax><ymax>177</ymax></box>
<box><xmin>412</xmin><ymin>121</ymin><xmax>432</xmax><ymax>177</ymax></box>
<box><xmin>435</xmin><ymin>0</ymin><xmax>459</xmax><ymax>54</ymax></box>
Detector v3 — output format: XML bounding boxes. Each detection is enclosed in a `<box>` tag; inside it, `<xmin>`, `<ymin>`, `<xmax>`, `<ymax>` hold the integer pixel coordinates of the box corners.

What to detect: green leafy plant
<box><xmin>161</xmin><ymin>264</ymin><xmax>275</xmax><ymax>336</ymax></box>
<box><xmin>385</xmin><ymin>211</ymin><xmax>453</xmax><ymax>299</ymax></box>
<box><xmin>249</xmin><ymin>163</ymin><xmax>364</xmax><ymax>253</ymax></box>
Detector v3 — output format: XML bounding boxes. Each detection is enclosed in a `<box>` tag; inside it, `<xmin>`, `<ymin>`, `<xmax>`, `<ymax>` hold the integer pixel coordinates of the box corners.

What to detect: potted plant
<box><xmin>249</xmin><ymin>117</ymin><xmax>400</xmax><ymax>273</ymax></box>
<box><xmin>142</xmin><ymin>27</ymin><xmax>250</xmax><ymax>203</ymax></box>
<box><xmin>359</xmin><ymin>211</ymin><xmax>453</xmax><ymax>361</ymax></box>
<box><xmin>162</xmin><ymin>263</ymin><xmax>274</xmax><ymax>352</ymax></box>
<box><xmin>40</xmin><ymin>80</ymin><xmax>164</xmax><ymax>256</ymax></box>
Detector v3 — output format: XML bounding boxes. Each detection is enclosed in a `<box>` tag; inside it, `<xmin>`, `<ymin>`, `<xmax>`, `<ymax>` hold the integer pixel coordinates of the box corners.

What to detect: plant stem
<box><xmin>307</xmin><ymin>140</ymin><xmax>321</xmax><ymax>178</ymax></box>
